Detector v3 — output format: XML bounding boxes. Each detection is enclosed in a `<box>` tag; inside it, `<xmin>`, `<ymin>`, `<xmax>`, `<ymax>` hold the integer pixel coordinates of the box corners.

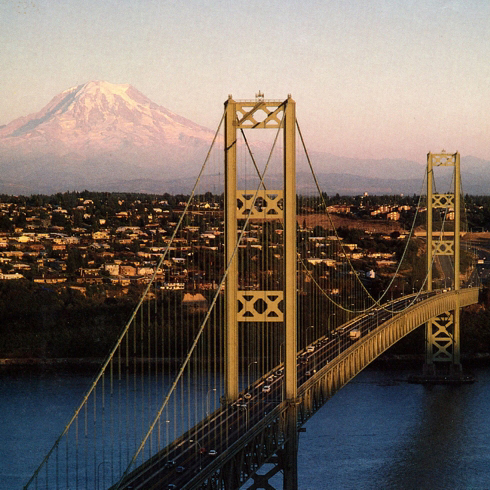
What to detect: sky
<box><xmin>1</xmin><ymin>0</ymin><xmax>489</xmax><ymax>164</ymax></box>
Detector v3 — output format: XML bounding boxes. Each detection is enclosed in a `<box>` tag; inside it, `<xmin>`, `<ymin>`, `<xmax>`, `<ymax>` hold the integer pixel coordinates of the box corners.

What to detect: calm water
<box><xmin>1</xmin><ymin>367</ymin><xmax>490</xmax><ymax>489</ymax></box>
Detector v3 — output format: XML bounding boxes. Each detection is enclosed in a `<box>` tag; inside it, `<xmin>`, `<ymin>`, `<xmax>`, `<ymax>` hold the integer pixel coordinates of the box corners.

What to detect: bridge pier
<box><xmin>246</xmin><ymin>403</ymin><xmax>300</xmax><ymax>490</ymax></box>
<box><xmin>283</xmin><ymin>403</ymin><xmax>299</xmax><ymax>490</ymax></box>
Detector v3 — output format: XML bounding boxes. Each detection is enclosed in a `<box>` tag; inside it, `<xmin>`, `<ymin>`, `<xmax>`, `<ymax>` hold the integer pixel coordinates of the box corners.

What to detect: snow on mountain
<box><xmin>0</xmin><ymin>81</ymin><xmax>226</xmax><ymax>193</ymax></box>
<box><xmin>0</xmin><ymin>81</ymin><xmax>215</xmax><ymax>158</ymax></box>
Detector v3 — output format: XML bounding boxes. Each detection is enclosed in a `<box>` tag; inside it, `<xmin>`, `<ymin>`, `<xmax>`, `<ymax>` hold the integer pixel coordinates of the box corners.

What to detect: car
<box><xmin>209</xmin><ymin>449</ymin><xmax>218</xmax><ymax>456</ymax></box>
<box><xmin>262</xmin><ymin>385</ymin><xmax>271</xmax><ymax>393</ymax></box>
<box><xmin>164</xmin><ymin>460</ymin><xmax>176</xmax><ymax>469</ymax></box>
<box><xmin>176</xmin><ymin>465</ymin><xmax>185</xmax><ymax>473</ymax></box>
<box><xmin>168</xmin><ymin>485</ymin><xmax>177</xmax><ymax>489</ymax></box>
<box><xmin>244</xmin><ymin>393</ymin><xmax>252</xmax><ymax>400</ymax></box>
<box><xmin>267</xmin><ymin>375</ymin><xmax>275</xmax><ymax>382</ymax></box>
<box><xmin>306</xmin><ymin>346</ymin><xmax>315</xmax><ymax>353</ymax></box>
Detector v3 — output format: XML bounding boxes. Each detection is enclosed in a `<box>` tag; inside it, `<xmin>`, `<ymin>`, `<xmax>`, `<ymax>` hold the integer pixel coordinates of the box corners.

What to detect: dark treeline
<box><xmin>1</xmin><ymin>280</ymin><xmax>489</xmax><ymax>361</ymax></box>
<box><xmin>0</xmin><ymin>280</ymin><xmax>138</xmax><ymax>358</ymax></box>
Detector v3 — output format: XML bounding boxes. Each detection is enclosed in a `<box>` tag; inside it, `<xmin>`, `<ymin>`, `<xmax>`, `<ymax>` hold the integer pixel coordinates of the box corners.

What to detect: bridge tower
<box><xmin>424</xmin><ymin>151</ymin><xmax>462</xmax><ymax>377</ymax></box>
<box><xmin>224</xmin><ymin>93</ymin><xmax>299</xmax><ymax>489</ymax></box>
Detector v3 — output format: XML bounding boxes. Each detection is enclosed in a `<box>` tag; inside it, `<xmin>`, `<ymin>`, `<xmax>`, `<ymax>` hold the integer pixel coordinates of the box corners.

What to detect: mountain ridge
<box><xmin>0</xmin><ymin>81</ymin><xmax>488</xmax><ymax>195</ymax></box>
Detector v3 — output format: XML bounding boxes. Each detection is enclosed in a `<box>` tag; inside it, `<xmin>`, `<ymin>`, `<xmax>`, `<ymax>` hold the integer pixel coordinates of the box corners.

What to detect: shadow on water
<box><xmin>382</xmin><ymin>370</ymin><xmax>490</xmax><ymax>490</ymax></box>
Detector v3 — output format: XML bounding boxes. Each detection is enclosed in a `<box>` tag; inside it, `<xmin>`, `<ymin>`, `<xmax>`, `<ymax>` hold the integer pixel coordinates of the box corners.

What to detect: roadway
<box><xmin>116</xmin><ymin>290</ymin><xmax>441</xmax><ymax>489</ymax></box>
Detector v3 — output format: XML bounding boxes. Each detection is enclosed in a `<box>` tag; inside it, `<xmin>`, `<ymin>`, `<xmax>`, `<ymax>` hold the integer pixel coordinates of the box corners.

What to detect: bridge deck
<box><xmin>116</xmin><ymin>288</ymin><xmax>479</xmax><ymax>489</ymax></box>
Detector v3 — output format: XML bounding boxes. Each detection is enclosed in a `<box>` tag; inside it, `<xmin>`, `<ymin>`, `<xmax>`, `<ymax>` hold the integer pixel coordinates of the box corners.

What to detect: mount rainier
<box><xmin>1</xmin><ymin>81</ymin><xmax>488</xmax><ymax>195</ymax></box>
<box><xmin>0</xmin><ymin>81</ymin><xmax>217</xmax><ymax>194</ymax></box>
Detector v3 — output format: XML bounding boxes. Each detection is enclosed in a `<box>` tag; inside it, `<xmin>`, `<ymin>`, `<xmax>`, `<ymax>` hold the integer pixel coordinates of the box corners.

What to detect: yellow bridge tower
<box><xmin>423</xmin><ymin>151</ymin><xmax>467</xmax><ymax>380</ymax></box>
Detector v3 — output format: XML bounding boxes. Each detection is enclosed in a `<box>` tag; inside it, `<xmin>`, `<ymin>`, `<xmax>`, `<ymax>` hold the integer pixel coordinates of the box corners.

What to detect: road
<box><xmin>117</xmin><ymin>290</ymin><xmax>443</xmax><ymax>489</ymax></box>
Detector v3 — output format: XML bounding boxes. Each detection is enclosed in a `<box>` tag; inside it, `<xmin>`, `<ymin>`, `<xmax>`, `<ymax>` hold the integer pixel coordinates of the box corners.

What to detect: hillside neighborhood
<box><xmin>1</xmin><ymin>190</ymin><xmax>488</xmax><ymax>363</ymax></box>
<box><xmin>0</xmin><ymin>191</ymin><xmax>436</xmax><ymax>294</ymax></box>
<box><xmin>1</xmin><ymin>191</ymin><xmax>487</xmax><ymax>288</ymax></box>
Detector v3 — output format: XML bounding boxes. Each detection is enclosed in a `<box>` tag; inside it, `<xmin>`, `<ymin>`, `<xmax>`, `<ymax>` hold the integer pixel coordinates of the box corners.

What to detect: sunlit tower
<box><xmin>224</xmin><ymin>93</ymin><xmax>299</xmax><ymax>489</ymax></box>
<box><xmin>424</xmin><ymin>151</ymin><xmax>464</xmax><ymax>379</ymax></box>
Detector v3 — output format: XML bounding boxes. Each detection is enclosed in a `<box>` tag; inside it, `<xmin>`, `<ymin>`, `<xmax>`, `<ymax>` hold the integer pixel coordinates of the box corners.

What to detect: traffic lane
<box><xmin>123</xmin><ymin>291</ymin><xmax>441</xmax><ymax>488</ymax></box>
<box><xmin>122</xmin><ymin>405</ymin><xmax>242</xmax><ymax>488</ymax></box>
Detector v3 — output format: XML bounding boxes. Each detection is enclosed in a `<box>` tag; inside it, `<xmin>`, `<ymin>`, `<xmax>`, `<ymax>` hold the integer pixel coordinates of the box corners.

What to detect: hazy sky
<box><xmin>1</xmin><ymin>0</ymin><xmax>489</xmax><ymax>163</ymax></box>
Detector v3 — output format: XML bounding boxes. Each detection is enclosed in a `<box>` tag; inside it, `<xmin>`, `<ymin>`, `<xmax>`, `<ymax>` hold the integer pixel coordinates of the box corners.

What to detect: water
<box><xmin>1</xmin><ymin>367</ymin><xmax>490</xmax><ymax>489</ymax></box>
<box><xmin>294</xmin><ymin>368</ymin><xmax>490</xmax><ymax>490</ymax></box>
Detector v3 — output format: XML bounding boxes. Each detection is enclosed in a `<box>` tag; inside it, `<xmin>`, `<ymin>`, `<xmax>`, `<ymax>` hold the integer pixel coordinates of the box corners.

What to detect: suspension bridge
<box><xmin>24</xmin><ymin>95</ymin><xmax>480</xmax><ymax>489</ymax></box>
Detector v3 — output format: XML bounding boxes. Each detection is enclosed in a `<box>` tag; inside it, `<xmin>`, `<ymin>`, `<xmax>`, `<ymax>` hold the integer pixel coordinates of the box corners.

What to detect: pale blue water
<box><xmin>1</xmin><ymin>367</ymin><xmax>489</xmax><ymax>489</ymax></box>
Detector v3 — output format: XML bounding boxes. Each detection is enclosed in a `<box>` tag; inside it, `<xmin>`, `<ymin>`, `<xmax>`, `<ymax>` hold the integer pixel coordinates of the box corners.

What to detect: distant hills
<box><xmin>0</xmin><ymin>81</ymin><xmax>488</xmax><ymax>195</ymax></box>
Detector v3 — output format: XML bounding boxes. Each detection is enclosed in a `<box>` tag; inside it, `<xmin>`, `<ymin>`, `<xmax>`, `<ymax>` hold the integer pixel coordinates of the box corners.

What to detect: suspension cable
<box><xmin>24</xmin><ymin>108</ymin><xmax>227</xmax><ymax>490</ymax></box>
<box><xmin>117</xmin><ymin>100</ymin><xmax>288</xmax><ymax>484</ymax></box>
<box><xmin>295</xmin><ymin>120</ymin><xmax>464</xmax><ymax>315</ymax></box>
<box><xmin>296</xmin><ymin>119</ymin><xmax>435</xmax><ymax>313</ymax></box>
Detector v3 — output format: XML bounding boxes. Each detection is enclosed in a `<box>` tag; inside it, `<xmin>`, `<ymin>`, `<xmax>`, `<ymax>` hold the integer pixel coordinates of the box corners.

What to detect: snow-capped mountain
<box><xmin>0</xmin><ymin>81</ymin><xmax>488</xmax><ymax>195</ymax></box>
<box><xmin>0</xmin><ymin>80</ymin><xmax>215</xmax><ymax>152</ymax></box>
<box><xmin>0</xmin><ymin>81</ymin><xmax>217</xmax><ymax>193</ymax></box>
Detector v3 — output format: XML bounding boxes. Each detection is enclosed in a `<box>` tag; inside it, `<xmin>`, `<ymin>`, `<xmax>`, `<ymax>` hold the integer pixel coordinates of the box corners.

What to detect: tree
<box><xmin>0</xmin><ymin>215</ymin><xmax>13</xmax><ymax>231</ymax></box>
<box><xmin>66</xmin><ymin>248</ymin><xmax>85</xmax><ymax>274</ymax></box>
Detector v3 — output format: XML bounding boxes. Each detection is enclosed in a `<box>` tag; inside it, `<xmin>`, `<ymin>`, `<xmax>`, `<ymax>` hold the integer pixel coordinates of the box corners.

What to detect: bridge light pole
<box><xmin>241</xmin><ymin>404</ymin><xmax>250</xmax><ymax>431</ymax></box>
<box><xmin>306</xmin><ymin>325</ymin><xmax>314</xmax><ymax>348</ymax></box>
<box><xmin>165</xmin><ymin>420</ymin><xmax>171</xmax><ymax>462</ymax></box>
<box><xmin>391</xmin><ymin>286</ymin><xmax>397</xmax><ymax>315</ymax></box>
<box><xmin>327</xmin><ymin>313</ymin><xmax>335</xmax><ymax>335</ymax></box>
<box><xmin>247</xmin><ymin>361</ymin><xmax>258</xmax><ymax>391</ymax></box>
<box><xmin>97</xmin><ymin>461</ymin><xmax>110</xmax><ymax>490</ymax></box>
<box><xmin>206</xmin><ymin>388</ymin><xmax>216</xmax><ymax>416</ymax></box>
<box><xmin>190</xmin><ymin>439</ymin><xmax>202</xmax><ymax>470</ymax></box>
<box><xmin>332</xmin><ymin>331</ymin><xmax>341</xmax><ymax>358</ymax></box>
